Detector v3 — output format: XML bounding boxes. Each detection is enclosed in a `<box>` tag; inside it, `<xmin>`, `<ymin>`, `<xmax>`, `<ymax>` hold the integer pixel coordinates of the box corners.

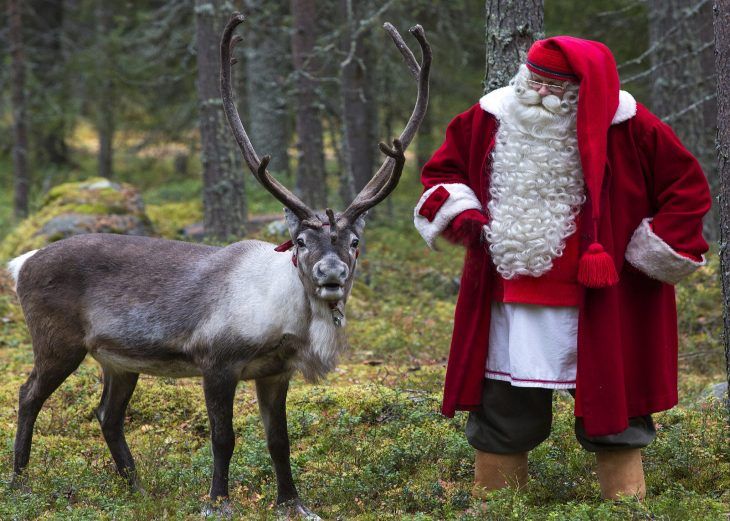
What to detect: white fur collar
<box><xmin>479</xmin><ymin>86</ymin><xmax>637</xmax><ymax>125</ymax></box>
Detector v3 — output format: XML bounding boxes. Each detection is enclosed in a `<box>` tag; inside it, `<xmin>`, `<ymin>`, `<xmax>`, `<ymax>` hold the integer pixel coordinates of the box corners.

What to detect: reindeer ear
<box><xmin>353</xmin><ymin>212</ymin><xmax>367</xmax><ymax>237</ymax></box>
<box><xmin>284</xmin><ymin>208</ymin><xmax>301</xmax><ymax>239</ymax></box>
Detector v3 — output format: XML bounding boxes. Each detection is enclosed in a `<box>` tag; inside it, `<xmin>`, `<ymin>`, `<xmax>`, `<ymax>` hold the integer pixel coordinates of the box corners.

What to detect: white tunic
<box><xmin>485</xmin><ymin>301</ymin><xmax>578</xmax><ymax>389</ymax></box>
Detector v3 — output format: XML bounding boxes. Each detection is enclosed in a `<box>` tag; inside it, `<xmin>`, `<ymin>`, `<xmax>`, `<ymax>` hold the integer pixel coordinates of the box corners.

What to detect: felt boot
<box><xmin>472</xmin><ymin>450</ymin><xmax>528</xmax><ymax>498</ymax></box>
<box><xmin>596</xmin><ymin>449</ymin><xmax>646</xmax><ymax>500</ymax></box>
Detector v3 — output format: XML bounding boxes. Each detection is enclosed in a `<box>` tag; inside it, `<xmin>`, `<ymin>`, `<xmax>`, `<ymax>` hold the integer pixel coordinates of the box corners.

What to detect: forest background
<box><xmin>0</xmin><ymin>0</ymin><xmax>728</xmax><ymax>519</ymax></box>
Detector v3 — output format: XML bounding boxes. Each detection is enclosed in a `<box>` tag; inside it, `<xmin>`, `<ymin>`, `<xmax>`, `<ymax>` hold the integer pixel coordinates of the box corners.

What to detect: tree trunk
<box><xmin>24</xmin><ymin>0</ymin><xmax>69</xmax><ymax>167</ymax></box>
<box><xmin>648</xmin><ymin>0</ymin><xmax>717</xmax><ymax>239</ymax></box>
<box><xmin>291</xmin><ymin>0</ymin><xmax>327</xmax><ymax>209</ymax></box>
<box><xmin>9</xmin><ymin>0</ymin><xmax>30</xmax><ymax>219</ymax></box>
<box><xmin>96</xmin><ymin>0</ymin><xmax>114</xmax><ymax>179</ymax></box>
<box><xmin>714</xmin><ymin>0</ymin><xmax>730</xmax><ymax>415</ymax></box>
<box><xmin>28</xmin><ymin>0</ymin><xmax>70</xmax><ymax>167</ymax></box>
<box><xmin>245</xmin><ymin>1</ymin><xmax>292</xmax><ymax>178</ymax></box>
<box><xmin>484</xmin><ymin>0</ymin><xmax>544</xmax><ymax>93</ymax></box>
<box><xmin>195</xmin><ymin>0</ymin><xmax>247</xmax><ymax>241</ymax></box>
<box><xmin>339</xmin><ymin>0</ymin><xmax>378</xmax><ymax>203</ymax></box>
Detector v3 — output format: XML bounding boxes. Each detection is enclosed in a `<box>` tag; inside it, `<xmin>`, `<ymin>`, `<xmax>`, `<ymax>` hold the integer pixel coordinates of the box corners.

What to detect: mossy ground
<box><xmin>0</xmin><ymin>178</ymin><xmax>153</xmax><ymax>259</ymax></box>
<box><xmin>0</xmin><ymin>166</ymin><xmax>728</xmax><ymax>520</ymax></box>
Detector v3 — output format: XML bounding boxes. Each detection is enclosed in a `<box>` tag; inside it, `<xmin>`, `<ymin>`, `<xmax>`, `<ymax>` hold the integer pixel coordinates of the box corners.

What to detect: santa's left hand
<box><xmin>444</xmin><ymin>209</ymin><xmax>489</xmax><ymax>248</ymax></box>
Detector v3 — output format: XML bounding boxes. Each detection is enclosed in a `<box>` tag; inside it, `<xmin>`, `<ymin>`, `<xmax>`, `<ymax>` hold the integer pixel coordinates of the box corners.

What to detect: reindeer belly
<box><xmin>91</xmin><ymin>350</ymin><xmax>202</xmax><ymax>377</ymax></box>
<box><xmin>89</xmin><ymin>338</ymin><xmax>202</xmax><ymax>378</ymax></box>
<box><xmin>91</xmin><ymin>348</ymin><xmax>202</xmax><ymax>378</ymax></box>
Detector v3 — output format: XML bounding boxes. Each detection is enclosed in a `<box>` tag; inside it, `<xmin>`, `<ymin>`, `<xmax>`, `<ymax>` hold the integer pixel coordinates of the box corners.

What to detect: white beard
<box><xmin>485</xmin><ymin>66</ymin><xmax>585</xmax><ymax>279</ymax></box>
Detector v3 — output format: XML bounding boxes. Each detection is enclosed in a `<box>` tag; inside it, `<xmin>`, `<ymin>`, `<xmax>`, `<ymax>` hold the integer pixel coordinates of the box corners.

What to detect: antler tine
<box><xmin>397</xmin><ymin>25</ymin><xmax>431</xmax><ymax>150</ymax></box>
<box><xmin>229</xmin><ymin>34</ymin><xmax>243</xmax><ymax>64</ymax></box>
<box><xmin>383</xmin><ymin>22</ymin><xmax>419</xmax><ymax>79</ymax></box>
<box><xmin>220</xmin><ymin>13</ymin><xmax>314</xmax><ymax>221</ymax></box>
<box><xmin>340</xmin><ymin>23</ymin><xmax>431</xmax><ymax>224</ymax></box>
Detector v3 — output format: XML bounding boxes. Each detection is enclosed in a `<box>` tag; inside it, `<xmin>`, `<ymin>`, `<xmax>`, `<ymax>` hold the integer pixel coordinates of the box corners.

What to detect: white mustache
<box><xmin>514</xmin><ymin>85</ymin><xmax>573</xmax><ymax>115</ymax></box>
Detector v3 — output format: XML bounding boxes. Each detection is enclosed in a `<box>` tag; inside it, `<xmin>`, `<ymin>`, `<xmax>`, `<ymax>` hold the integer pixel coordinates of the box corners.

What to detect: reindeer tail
<box><xmin>7</xmin><ymin>250</ymin><xmax>38</xmax><ymax>292</ymax></box>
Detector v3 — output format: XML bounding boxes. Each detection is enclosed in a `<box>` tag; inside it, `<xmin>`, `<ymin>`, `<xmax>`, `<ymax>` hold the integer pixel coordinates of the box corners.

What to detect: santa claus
<box><xmin>413</xmin><ymin>36</ymin><xmax>711</xmax><ymax>499</ymax></box>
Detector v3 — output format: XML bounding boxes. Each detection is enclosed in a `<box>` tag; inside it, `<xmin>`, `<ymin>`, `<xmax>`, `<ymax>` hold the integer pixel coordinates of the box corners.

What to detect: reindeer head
<box><xmin>220</xmin><ymin>14</ymin><xmax>430</xmax><ymax>306</ymax></box>
<box><xmin>283</xmin><ymin>208</ymin><xmax>365</xmax><ymax>303</ymax></box>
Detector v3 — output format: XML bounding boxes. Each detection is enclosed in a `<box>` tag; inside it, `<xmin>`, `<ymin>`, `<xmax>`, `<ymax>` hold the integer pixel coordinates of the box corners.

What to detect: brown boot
<box><xmin>473</xmin><ymin>450</ymin><xmax>528</xmax><ymax>498</ymax></box>
<box><xmin>596</xmin><ymin>449</ymin><xmax>646</xmax><ymax>500</ymax></box>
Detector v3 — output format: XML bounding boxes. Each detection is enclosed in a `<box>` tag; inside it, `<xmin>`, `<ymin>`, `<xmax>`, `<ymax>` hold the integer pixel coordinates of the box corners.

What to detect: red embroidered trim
<box><xmin>486</xmin><ymin>369</ymin><xmax>576</xmax><ymax>385</ymax></box>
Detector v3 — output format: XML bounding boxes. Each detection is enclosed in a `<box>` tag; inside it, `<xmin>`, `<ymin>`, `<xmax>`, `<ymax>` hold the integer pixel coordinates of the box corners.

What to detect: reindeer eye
<box><xmin>351</xmin><ymin>238</ymin><xmax>359</xmax><ymax>248</ymax></box>
<box><xmin>296</xmin><ymin>238</ymin><xmax>306</xmax><ymax>248</ymax></box>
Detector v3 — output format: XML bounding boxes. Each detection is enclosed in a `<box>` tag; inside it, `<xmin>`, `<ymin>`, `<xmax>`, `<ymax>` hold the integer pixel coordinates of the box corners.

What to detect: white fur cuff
<box><xmin>413</xmin><ymin>183</ymin><xmax>482</xmax><ymax>248</ymax></box>
<box><xmin>625</xmin><ymin>218</ymin><xmax>706</xmax><ymax>285</ymax></box>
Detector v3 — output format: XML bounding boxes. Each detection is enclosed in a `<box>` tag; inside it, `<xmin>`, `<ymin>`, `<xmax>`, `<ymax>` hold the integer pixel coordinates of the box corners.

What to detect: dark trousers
<box><xmin>465</xmin><ymin>379</ymin><xmax>656</xmax><ymax>454</ymax></box>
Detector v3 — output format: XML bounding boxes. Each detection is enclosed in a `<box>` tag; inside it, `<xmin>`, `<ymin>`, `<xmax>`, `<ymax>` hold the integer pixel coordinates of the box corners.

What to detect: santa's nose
<box><xmin>537</xmin><ymin>85</ymin><xmax>551</xmax><ymax>96</ymax></box>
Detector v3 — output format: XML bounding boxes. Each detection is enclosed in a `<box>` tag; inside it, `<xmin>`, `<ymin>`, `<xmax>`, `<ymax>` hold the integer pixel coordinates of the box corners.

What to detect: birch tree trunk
<box><xmin>195</xmin><ymin>0</ymin><xmax>247</xmax><ymax>241</ymax></box>
<box><xmin>484</xmin><ymin>0</ymin><xmax>544</xmax><ymax>93</ymax></box>
<box><xmin>291</xmin><ymin>0</ymin><xmax>327</xmax><ymax>209</ymax></box>
<box><xmin>245</xmin><ymin>1</ymin><xmax>292</xmax><ymax>178</ymax></box>
<box><xmin>714</xmin><ymin>0</ymin><xmax>730</xmax><ymax>413</ymax></box>
<box><xmin>9</xmin><ymin>0</ymin><xmax>30</xmax><ymax>219</ymax></box>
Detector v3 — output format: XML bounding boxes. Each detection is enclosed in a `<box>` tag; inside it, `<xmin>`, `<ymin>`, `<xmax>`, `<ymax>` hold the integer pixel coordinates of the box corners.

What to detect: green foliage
<box><xmin>675</xmin><ymin>251</ymin><xmax>724</xmax><ymax>374</ymax></box>
<box><xmin>146</xmin><ymin>200</ymin><xmax>202</xmax><ymax>240</ymax></box>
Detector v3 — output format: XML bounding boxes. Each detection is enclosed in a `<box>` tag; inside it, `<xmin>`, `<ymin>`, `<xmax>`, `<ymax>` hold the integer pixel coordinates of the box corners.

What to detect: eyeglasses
<box><xmin>526</xmin><ymin>78</ymin><xmax>568</xmax><ymax>94</ymax></box>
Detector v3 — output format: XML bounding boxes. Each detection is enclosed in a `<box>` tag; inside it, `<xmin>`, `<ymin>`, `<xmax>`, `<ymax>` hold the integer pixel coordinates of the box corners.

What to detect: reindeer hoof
<box><xmin>275</xmin><ymin>499</ymin><xmax>322</xmax><ymax>520</ymax></box>
<box><xmin>9</xmin><ymin>473</ymin><xmax>31</xmax><ymax>493</ymax></box>
<box><xmin>130</xmin><ymin>482</ymin><xmax>147</xmax><ymax>496</ymax></box>
<box><xmin>121</xmin><ymin>470</ymin><xmax>145</xmax><ymax>495</ymax></box>
<box><xmin>201</xmin><ymin>498</ymin><xmax>234</xmax><ymax>519</ymax></box>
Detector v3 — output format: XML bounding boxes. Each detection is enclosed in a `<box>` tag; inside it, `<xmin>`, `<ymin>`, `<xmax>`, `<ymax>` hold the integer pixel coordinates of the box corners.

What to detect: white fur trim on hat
<box><xmin>612</xmin><ymin>90</ymin><xmax>637</xmax><ymax>124</ymax></box>
<box><xmin>414</xmin><ymin>183</ymin><xmax>482</xmax><ymax>249</ymax></box>
<box><xmin>625</xmin><ymin>217</ymin><xmax>706</xmax><ymax>284</ymax></box>
<box><xmin>479</xmin><ymin>87</ymin><xmax>637</xmax><ymax>125</ymax></box>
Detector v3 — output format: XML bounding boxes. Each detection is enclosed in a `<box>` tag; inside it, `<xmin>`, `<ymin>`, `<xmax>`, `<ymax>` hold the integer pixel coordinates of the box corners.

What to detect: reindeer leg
<box><xmin>13</xmin><ymin>347</ymin><xmax>86</xmax><ymax>488</ymax></box>
<box><xmin>95</xmin><ymin>368</ymin><xmax>141</xmax><ymax>491</ymax></box>
<box><xmin>256</xmin><ymin>374</ymin><xmax>320</xmax><ymax>520</ymax></box>
<box><xmin>202</xmin><ymin>371</ymin><xmax>239</xmax><ymax>507</ymax></box>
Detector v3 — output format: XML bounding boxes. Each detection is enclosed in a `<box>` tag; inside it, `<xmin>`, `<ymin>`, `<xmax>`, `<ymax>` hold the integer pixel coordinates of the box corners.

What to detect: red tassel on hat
<box><xmin>578</xmin><ymin>242</ymin><xmax>618</xmax><ymax>288</ymax></box>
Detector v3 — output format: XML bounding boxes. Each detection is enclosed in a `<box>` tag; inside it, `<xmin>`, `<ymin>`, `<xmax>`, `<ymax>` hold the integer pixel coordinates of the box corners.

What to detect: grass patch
<box><xmin>0</xmin><ymin>163</ymin><xmax>727</xmax><ymax>519</ymax></box>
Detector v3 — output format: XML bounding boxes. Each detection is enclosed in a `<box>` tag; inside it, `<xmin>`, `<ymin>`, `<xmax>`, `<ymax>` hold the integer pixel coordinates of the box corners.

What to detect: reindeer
<box><xmin>6</xmin><ymin>13</ymin><xmax>430</xmax><ymax>519</ymax></box>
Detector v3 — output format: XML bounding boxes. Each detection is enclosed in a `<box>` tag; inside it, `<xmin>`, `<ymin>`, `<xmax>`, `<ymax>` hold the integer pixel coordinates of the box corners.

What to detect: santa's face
<box><xmin>511</xmin><ymin>65</ymin><xmax>579</xmax><ymax>117</ymax></box>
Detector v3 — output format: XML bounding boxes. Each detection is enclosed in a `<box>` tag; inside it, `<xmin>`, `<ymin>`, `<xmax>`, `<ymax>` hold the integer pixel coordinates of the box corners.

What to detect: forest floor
<box><xmin>0</xmin><ymin>167</ymin><xmax>728</xmax><ymax>520</ymax></box>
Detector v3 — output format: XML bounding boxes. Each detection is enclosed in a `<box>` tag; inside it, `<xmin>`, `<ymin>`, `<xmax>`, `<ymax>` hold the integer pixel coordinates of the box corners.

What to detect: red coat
<box><xmin>414</xmin><ymin>88</ymin><xmax>711</xmax><ymax>436</ymax></box>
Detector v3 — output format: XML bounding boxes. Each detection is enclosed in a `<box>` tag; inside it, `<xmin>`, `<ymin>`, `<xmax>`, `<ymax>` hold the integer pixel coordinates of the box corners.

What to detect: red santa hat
<box><xmin>526</xmin><ymin>36</ymin><xmax>620</xmax><ymax>288</ymax></box>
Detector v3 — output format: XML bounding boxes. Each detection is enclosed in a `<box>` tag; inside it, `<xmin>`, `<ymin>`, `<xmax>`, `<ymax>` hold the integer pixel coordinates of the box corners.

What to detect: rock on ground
<box><xmin>1</xmin><ymin>178</ymin><xmax>154</xmax><ymax>259</ymax></box>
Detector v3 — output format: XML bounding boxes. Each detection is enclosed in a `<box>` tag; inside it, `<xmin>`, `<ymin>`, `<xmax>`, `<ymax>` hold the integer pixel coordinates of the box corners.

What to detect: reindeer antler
<box><xmin>339</xmin><ymin>23</ymin><xmax>432</xmax><ymax>225</ymax></box>
<box><xmin>220</xmin><ymin>14</ymin><xmax>315</xmax><ymax>222</ymax></box>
